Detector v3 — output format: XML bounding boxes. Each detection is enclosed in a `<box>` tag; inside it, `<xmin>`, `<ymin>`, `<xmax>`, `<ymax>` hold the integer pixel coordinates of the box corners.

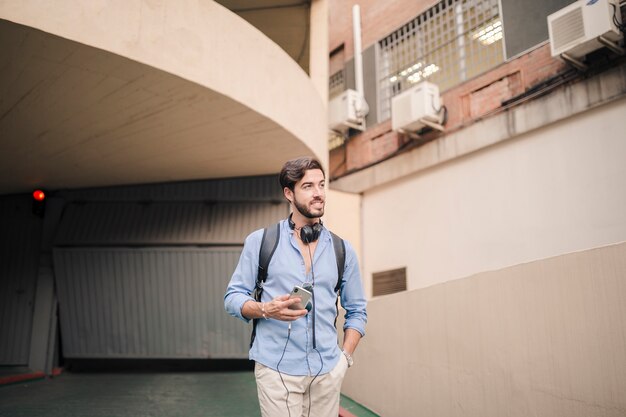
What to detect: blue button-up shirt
<box><xmin>224</xmin><ymin>219</ymin><xmax>367</xmax><ymax>376</ymax></box>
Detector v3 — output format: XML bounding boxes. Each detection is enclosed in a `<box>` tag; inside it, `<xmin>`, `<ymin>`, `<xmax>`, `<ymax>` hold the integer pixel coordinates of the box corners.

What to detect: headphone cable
<box><xmin>279</xmin><ymin>224</ymin><xmax>324</xmax><ymax>417</ymax></box>
<box><xmin>277</xmin><ymin>322</ymin><xmax>292</xmax><ymax>417</ymax></box>
<box><xmin>305</xmin><ymin>244</ymin><xmax>323</xmax><ymax>417</ymax></box>
<box><xmin>308</xmin><ymin>244</ymin><xmax>317</xmax><ymax>350</ymax></box>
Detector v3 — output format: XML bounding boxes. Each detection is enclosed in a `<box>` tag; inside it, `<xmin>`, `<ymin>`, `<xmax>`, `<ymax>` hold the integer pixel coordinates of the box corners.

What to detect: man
<box><xmin>224</xmin><ymin>156</ymin><xmax>367</xmax><ymax>417</ymax></box>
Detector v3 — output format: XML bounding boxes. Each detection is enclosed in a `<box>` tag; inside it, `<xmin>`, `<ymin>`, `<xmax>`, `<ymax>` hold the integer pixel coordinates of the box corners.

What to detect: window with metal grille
<box><xmin>373</xmin><ymin>267</ymin><xmax>407</xmax><ymax>296</ymax></box>
<box><xmin>329</xmin><ymin>70</ymin><xmax>345</xmax><ymax>99</ymax></box>
<box><xmin>329</xmin><ymin>44</ymin><xmax>346</xmax><ymax>99</ymax></box>
<box><xmin>378</xmin><ymin>0</ymin><xmax>504</xmax><ymax>120</ymax></box>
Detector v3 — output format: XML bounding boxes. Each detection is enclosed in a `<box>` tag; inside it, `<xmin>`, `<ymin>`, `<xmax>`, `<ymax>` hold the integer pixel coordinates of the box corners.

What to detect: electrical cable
<box><xmin>611</xmin><ymin>3</ymin><xmax>626</xmax><ymax>35</ymax></box>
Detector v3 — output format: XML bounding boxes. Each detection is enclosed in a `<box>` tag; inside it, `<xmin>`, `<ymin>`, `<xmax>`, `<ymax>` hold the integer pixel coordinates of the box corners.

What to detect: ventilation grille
<box><xmin>373</xmin><ymin>267</ymin><xmax>407</xmax><ymax>296</ymax></box>
<box><xmin>551</xmin><ymin>7</ymin><xmax>585</xmax><ymax>52</ymax></box>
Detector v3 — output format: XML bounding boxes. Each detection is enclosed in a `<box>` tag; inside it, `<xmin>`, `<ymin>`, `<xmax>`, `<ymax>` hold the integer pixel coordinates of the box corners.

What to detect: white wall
<box><xmin>362</xmin><ymin>98</ymin><xmax>626</xmax><ymax>295</ymax></box>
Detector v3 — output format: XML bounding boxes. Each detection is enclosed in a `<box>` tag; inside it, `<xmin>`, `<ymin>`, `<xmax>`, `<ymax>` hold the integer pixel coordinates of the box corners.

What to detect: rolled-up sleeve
<box><xmin>340</xmin><ymin>241</ymin><xmax>368</xmax><ymax>337</ymax></box>
<box><xmin>224</xmin><ymin>230</ymin><xmax>263</xmax><ymax>322</ymax></box>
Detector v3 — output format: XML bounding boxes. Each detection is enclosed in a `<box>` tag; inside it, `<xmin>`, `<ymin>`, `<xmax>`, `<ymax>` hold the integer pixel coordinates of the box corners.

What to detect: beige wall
<box><xmin>340</xmin><ymin>241</ymin><xmax>626</xmax><ymax>416</ymax></box>
<box><xmin>324</xmin><ymin>189</ymin><xmax>362</xmax><ymax>263</ymax></box>
<box><xmin>361</xmin><ymin>98</ymin><xmax>626</xmax><ymax>296</ymax></box>
<box><xmin>309</xmin><ymin>0</ymin><xmax>329</xmax><ymax>102</ymax></box>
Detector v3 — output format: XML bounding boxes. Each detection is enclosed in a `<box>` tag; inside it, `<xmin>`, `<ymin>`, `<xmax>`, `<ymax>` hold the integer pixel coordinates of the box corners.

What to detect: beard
<box><xmin>293</xmin><ymin>195</ymin><xmax>324</xmax><ymax>219</ymax></box>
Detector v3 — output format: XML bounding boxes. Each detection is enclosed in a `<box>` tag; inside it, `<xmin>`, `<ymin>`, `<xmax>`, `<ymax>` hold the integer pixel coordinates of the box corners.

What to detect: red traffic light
<box><xmin>33</xmin><ymin>190</ymin><xmax>45</xmax><ymax>201</ymax></box>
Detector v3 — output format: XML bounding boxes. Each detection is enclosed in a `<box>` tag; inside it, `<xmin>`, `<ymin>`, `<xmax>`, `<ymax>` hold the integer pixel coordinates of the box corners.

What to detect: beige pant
<box><xmin>255</xmin><ymin>356</ymin><xmax>349</xmax><ymax>417</ymax></box>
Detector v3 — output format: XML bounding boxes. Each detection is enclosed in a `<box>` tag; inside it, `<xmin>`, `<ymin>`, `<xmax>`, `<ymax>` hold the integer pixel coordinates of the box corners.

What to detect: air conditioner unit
<box><xmin>328</xmin><ymin>89</ymin><xmax>364</xmax><ymax>132</ymax></box>
<box><xmin>548</xmin><ymin>0</ymin><xmax>623</xmax><ymax>60</ymax></box>
<box><xmin>391</xmin><ymin>81</ymin><xmax>441</xmax><ymax>132</ymax></box>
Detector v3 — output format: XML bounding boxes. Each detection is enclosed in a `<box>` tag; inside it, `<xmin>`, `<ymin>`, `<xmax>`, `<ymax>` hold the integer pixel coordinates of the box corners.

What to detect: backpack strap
<box><xmin>257</xmin><ymin>222</ymin><xmax>281</xmax><ymax>295</ymax></box>
<box><xmin>330</xmin><ymin>231</ymin><xmax>346</xmax><ymax>294</ymax></box>
<box><xmin>250</xmin><ymin>222</ymin><xmax>281</xmax><ymax>348</ymax></box>
<box><xmin>330</xmin><ymin>231</ymin><xmax>346</xmax><ymax>330</ymax></box>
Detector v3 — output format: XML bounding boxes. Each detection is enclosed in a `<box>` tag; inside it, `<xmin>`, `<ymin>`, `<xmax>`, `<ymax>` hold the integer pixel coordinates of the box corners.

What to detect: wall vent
<box><xmin>373</xmin><ymin>267</ymin><xmax>407</xmax><ymax>297</ymax></box>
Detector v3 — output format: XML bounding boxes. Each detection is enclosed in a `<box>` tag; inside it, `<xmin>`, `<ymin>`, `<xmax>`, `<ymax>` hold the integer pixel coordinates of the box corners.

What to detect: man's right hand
<box><xmin>242</xmin><ymin>295</ymin><xmax>307</xmax><ymax>321</ymax></box>
<box><xmin>263</xmin><ymin>294</ymin><xmax>308</xmax><ymax>321</ymax></box>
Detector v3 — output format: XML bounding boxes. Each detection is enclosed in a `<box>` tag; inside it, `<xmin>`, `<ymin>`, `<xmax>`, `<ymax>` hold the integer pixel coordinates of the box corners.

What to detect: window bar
<box><xmin>455</xmin><ymin>2</ymin><xmax>467</xmax><ymax>82</ymax></box>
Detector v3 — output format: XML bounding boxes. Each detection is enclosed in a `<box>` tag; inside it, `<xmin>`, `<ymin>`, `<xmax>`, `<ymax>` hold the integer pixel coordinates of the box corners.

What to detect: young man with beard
<box><xmin>224</xmin><ymin>156</ymin><xmax>367</xmax><ymax>417</ymax></box>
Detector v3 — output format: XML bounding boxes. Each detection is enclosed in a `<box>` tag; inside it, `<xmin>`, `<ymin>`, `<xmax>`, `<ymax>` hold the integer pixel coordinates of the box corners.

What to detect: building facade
<box><xmin>328</xmin><ymin>0</ymin><xmax>626</xmax><ymax>415</ymax></box>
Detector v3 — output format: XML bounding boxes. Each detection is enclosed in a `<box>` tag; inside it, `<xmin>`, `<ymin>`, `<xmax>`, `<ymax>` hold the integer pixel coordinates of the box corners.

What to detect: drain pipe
<box><xmin>352</xmin><ymin>4</ymin><xmax>369</xmax><ymax>119</ymax></box>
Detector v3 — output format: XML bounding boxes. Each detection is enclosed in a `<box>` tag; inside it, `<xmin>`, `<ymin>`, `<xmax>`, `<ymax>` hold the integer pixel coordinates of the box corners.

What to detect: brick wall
<box><xmin>329</xmin><ymin>43</ymin><xmax>568</xmax><ymax>178</ymax></box>
<box><xmin>330</xmin><ymin>0</ymin><xmax>439</xmax><ymax>60</ymax></box>
<box><xmin>446</xmin><ymin>44</ymin><xmax>566</xmax><ymax>128</ymax></box>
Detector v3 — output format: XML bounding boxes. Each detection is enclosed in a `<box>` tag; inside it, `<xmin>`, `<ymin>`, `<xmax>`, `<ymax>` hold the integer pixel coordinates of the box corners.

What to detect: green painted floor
<box><xmin>340</xmin><ymin>394</ymin><xmax>379</xmax><ymax>417</ymax></box>
<box><xmin>0</xmin><ymin>372</ymin><xmax>378</xmax><ymax>417</ymax></box>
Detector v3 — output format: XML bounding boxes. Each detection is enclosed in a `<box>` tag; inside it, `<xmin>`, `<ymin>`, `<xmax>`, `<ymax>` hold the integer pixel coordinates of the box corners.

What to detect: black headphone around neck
<box><xmin>288</xmin><ymin>213</ymin><xmax>323</xmax><ymax>244</ymax></box>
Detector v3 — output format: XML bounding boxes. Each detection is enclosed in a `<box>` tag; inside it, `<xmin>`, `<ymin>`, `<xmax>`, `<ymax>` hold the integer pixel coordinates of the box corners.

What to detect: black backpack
<box><xmin>250</xmin><ymin>221</ymin><xmax>346</xmax><ymax>347</ymax></box>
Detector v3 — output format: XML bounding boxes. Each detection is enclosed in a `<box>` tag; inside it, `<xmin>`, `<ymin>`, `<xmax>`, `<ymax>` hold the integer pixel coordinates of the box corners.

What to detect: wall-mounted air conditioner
<box><xmin>329</xmin><ymin>89</ymin><xmax>365</xmax><ymax>132</ymax></box>
<box><xmin>391</xmin><ymin>81</ymin><xmax>442</xmax><ymax>132</ymax></box>
<box><xmin>548</xmin><ymin>0</ymin><xmax>623</xmax><ymax>61</ymax></box>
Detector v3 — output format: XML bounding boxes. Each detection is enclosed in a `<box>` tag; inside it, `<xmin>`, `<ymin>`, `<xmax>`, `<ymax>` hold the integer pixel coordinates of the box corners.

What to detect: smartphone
<box><xmin>289</xmin><ymin>286</ymin><xmax>313</xmax><ymax>312</ymax></box>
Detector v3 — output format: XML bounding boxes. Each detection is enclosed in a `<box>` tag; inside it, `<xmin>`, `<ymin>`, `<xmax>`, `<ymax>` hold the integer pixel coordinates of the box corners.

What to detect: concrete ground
<box><xmin>0</xmin><ymin>371</ymin><xmax>378</xmax><ymax>417</ymax></box>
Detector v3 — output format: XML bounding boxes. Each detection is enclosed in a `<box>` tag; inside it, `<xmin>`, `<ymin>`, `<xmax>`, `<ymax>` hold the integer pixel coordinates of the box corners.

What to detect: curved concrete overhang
<box><xmin>0</xmin><ymin>1</ymin><xmax>327</xmax><ymax>194</ymax></box>
<box><xmin>216</xmin><ymin>0</ymin><xmax>312</xmax><ymax>73</ymax></box>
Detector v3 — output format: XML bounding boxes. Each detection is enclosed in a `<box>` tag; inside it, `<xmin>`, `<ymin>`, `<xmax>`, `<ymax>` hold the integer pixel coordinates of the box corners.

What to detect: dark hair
<box><xmin>279</xmin><ymin>157</ymin><xmax>324</xmax><ymax>191</ymax></box>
